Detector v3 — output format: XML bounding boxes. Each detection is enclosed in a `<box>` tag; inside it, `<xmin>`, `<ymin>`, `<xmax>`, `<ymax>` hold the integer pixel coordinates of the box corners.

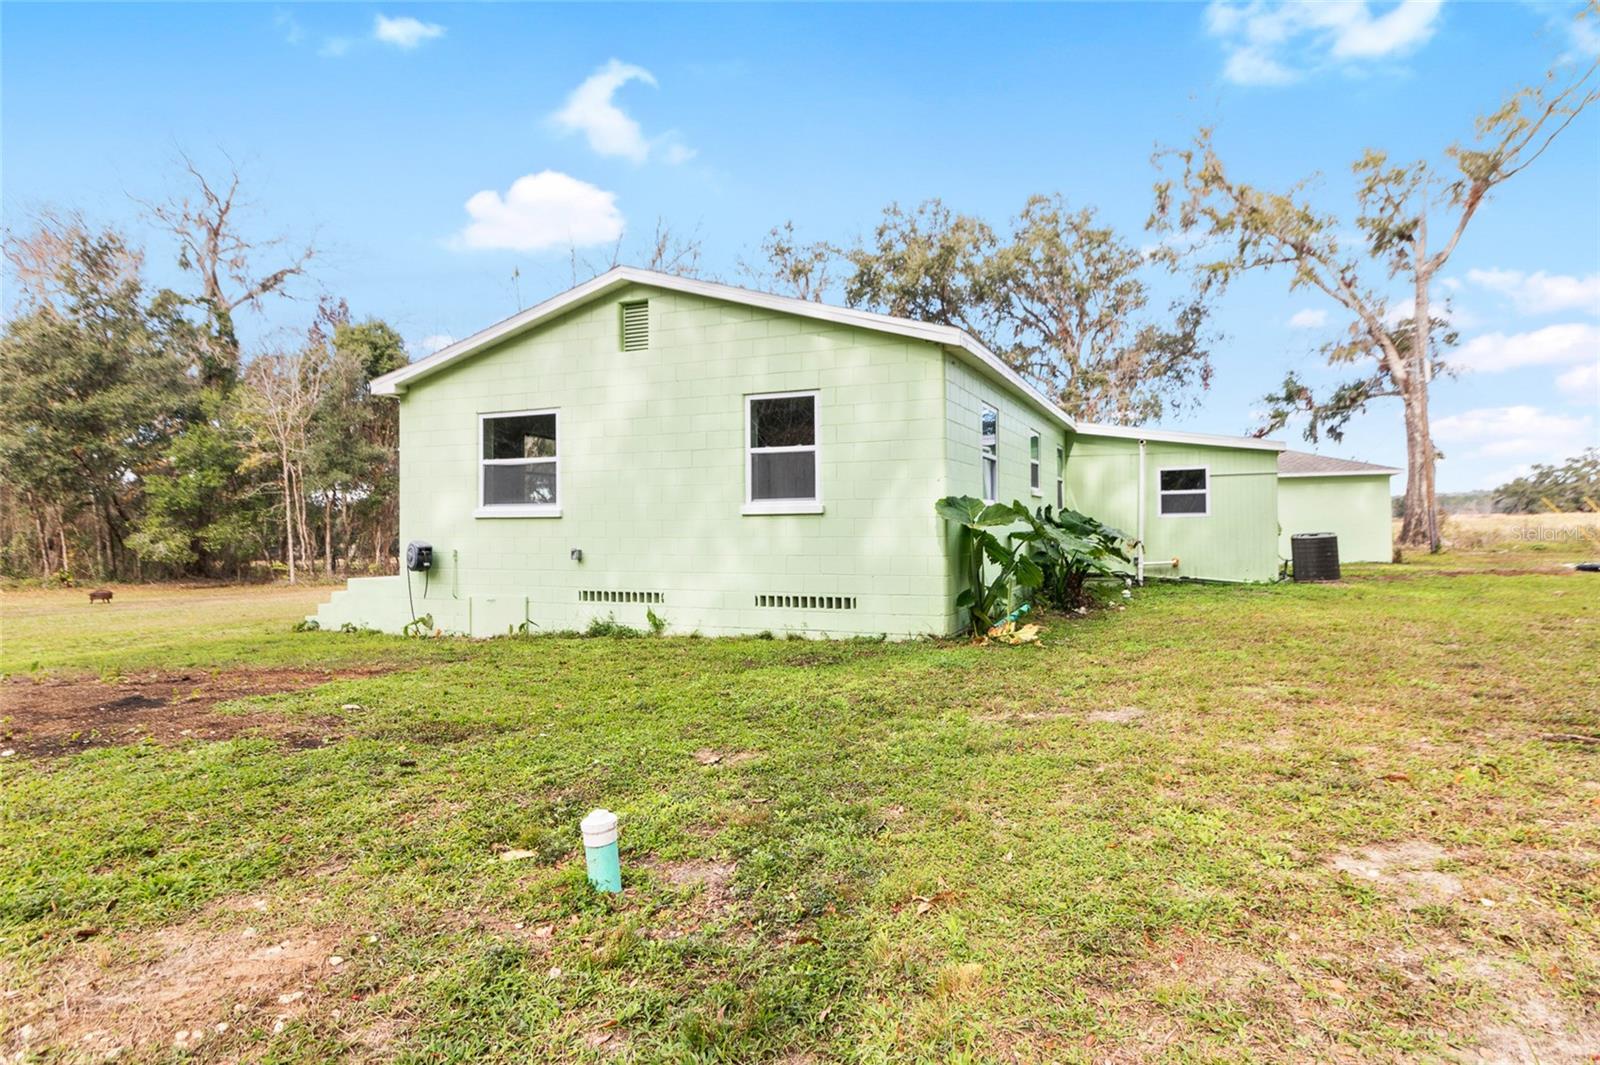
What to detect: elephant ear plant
<box><xmin>1016</xmin><ymin>505</ymin><xmax>1136</xmax><ymax>610</ymax></box>
<box><xmin>935</xmin><ymin>496</ymin><xmax>1043</xmax><ymax>634</ymax></box>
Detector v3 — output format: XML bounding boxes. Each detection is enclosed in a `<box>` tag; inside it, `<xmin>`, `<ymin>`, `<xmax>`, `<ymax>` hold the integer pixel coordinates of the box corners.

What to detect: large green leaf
<box><xmin>973</xmin><ymin>501</ymin><xmax>1026</xmax><ymax>527</ymax></box>
<box><xmin>1012</xmin><ymin>555</ymin><xmax>1044</xmax><ymax>589</ymax></box>
<box><xmin>934</xmin><ymin>496</ymin><xmax>986</xmax><ymax>526</ymax></box>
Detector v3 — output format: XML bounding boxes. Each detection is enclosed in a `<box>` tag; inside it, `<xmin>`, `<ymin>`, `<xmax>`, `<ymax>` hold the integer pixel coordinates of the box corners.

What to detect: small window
<box><xmin>1158</xmin><ymin>467</ymin><xmax>1208</xmax><ymax>516</ymax></box>
<box><xmin>747</xmin><ymin>391</ymin><xmax>819</xmax><ymax>509</ymax></box>
<box><xmin>480</xmin><ymin>410</ymin><xmax>558</xmax><ymax>515</ymax></box>
<box><xmin>620</xmin><ymin>300</ymin><xmax>649</xmax><ymax>351</ymax></box>
<box><xmin>1056</xmin><ymin>446</ymin><xmax>1066</xmax><ymax>510</ymax></box>
<box><xmin>980</xmin><ymin>406</ymin><xmax>998</xmax><ymax>503</ymax></box>
<box><xmin>1028</xmin><ymin>431</ymin><xmax>1042</xmax><ymax>495</ymax></box>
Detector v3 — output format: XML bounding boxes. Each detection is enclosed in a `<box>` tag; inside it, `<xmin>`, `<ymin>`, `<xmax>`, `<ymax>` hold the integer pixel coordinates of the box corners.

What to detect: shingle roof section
<box><xmin>1278</xmin><ymin>450</ymin><xmax>1401</xmax><ymax>476</ymax></box>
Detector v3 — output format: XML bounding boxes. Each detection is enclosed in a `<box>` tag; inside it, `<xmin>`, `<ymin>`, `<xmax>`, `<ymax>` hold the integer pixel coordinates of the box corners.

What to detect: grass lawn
<box><xmin>1</xmin><ymin>560</ymin><xmax>1596</xmax><ymax>1063</ymax></box>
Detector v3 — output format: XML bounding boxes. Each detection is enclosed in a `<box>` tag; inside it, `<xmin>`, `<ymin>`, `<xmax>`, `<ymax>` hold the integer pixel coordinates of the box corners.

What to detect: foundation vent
<box><xmin>581</xmin><ymin>589</ymin><xmax>664</xmax><ymax>604</ymax></box>
<box><xmin>754</xmin><ymin>594</ymin><xmax>856</xmax><ymax>610</ymax></box>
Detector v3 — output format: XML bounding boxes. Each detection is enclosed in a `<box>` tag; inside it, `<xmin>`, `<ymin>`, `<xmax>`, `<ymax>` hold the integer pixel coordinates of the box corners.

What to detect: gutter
<box><xmin>1136</xmin><ymin>438</ymin><xmax>1146</xmax><ymax>584</ymax></box>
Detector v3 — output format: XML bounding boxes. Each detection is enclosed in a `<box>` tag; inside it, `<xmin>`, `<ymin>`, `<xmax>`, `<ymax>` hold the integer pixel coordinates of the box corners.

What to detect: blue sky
<box><xmin>4</xmin><ymin>1</ymin><xmax>1597</xmax><ymax>491</ymax></box>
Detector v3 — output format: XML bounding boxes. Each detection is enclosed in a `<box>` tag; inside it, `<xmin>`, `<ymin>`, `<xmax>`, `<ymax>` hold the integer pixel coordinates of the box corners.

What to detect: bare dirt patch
<box><xmin>1462</xmin><ymin>986</ymin><xmax>1600</xmax><ymax>1064</ymax></box>
<box><xmin>641</xmin><ymin>859</ymin><xmax>741</xmax><ymax>940</ymax></box>
<box><xmin>1</xmin><ymin>900</ymin><xmax>355</xmax><ymax>1060</ymax></box>
<box><xmin>0</xmin><ymin>667</ymin><xmax>389</xmax><ymax>758</ymax></box>
<box><xmin>1327</xmin><ymin>840</ymin><xmax>1464</xmax><ymax>908</ymax></box>
<box><xmin>1087</xmin><ymin>707</ymin><xmax>1147</xmax><ymax>725</ymax></box>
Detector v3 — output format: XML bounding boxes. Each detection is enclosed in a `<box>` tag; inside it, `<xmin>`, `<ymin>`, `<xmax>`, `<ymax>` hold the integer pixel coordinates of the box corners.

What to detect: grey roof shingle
<box><xmin>1278</xmin><ymin>450</ymin><xmax>1401</xmax><ymax>477</ymax></box>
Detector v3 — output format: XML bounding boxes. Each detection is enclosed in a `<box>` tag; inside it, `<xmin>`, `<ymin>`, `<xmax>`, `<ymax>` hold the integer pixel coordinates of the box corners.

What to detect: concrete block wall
<box><xmin>316</xmin><ymin>283</ymin><xmax>956</xmax><ymax>638</ymax></box>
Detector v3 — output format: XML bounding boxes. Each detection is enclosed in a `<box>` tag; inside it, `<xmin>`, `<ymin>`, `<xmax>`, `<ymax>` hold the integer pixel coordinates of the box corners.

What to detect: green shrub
<box><xmin>1013</xmin><ymin>504</ymin><xmax>1136</xmax><ymax>610</ymax></box>
<box><xmin>934</xmin><ymin>496</ymin><xmax>1042</xmax><ymax>634</ymax></box>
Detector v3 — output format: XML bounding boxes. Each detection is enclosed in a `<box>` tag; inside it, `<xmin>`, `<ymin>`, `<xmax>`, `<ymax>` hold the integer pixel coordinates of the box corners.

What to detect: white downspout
<box><xmin>1136</xmin><ymin>438</ymin><xmax>1146</xmax><ymax>584</ymax></box>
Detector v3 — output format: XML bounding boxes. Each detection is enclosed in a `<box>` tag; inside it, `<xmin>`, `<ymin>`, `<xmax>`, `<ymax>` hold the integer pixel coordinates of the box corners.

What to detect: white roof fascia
<box><xmin>1073</xmin><ymin>421</ymin><xmax>1286</xmax><ymax>452</ymax></box>
<box><xmin>371</xmin><ymin>266</ymin><xmax>1075</xmax><ymax>430</ymax></box>
<box><xmin>1279</xmin><ymin>468</ymin><xmax>1401</xmax><ymax>478</ymax></box>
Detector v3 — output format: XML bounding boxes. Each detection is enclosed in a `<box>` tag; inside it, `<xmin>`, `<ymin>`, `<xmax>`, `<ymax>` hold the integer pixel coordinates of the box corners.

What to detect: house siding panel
<box><xmin>1277</xmin><ymin>474</ymin><xmax>1394</xmax><ymax>563</ymax></box>
<box><xmin>1064</xmin><ymin>433</ymin><xmax>1280</xmax><ymax>583</ymax></box>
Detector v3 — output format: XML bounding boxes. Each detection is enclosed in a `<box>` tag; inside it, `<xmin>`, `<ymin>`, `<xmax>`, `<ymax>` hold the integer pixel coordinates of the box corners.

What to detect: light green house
<box><xmin>312</xmin><ymin>268</ymin><xmax>1287</xmax><ymax>638</ymax></box>
<box><xmin>1065</xmin><ymin>424</ymin><xmax>1285</xmax><ymax>583</ymax></box>
<box><xmin>1276</xmin><ymin>451</ymin><xmax>1400</xmax><ymax>564</ymax></box>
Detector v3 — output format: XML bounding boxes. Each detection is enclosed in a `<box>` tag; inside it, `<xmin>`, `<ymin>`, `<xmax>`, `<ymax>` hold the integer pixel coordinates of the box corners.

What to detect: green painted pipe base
<box><xmin>585</xmin><ymin>842</ymin><xmax>621</xmax><ymax>893</ymax></box>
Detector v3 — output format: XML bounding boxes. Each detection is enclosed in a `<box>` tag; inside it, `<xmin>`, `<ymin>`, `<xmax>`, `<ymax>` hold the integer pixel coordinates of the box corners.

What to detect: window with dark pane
<box><xmin>480</xmin><ymin>411</ymin><xmax>558</xmax><ymax>508</ymax></box>
<box><xmin>1159</xmin><ymin>468</ymin><xmax>1206</xmax><ymax>493</ymax></box>
<box><xmin>750</xmin><ymin>394</ymin><xmax>814</xmax><ymax>448</ymax></box>
<box><xmin>748</xmin><ymin>393</ymin><xmax>817</xmax><ymax>502</ymax></box>
<box><xmin>483</xmin><ymin>413</ymin><xmax>556</xmax><ymax>460</ymax></box>
<box><xmin>484</xmin><ymin>462</ymin><xmax>557</xmax><ymax>505</ymax></box>
<box><xmin>1157</xmin><ymin>467</ymin><xmax>1207</xmax><ymax>516</ymax></box>
<box><xmin>980</xmin><ymin>406</ymin><xmax>998</xmax><ymax>502</ymax></box>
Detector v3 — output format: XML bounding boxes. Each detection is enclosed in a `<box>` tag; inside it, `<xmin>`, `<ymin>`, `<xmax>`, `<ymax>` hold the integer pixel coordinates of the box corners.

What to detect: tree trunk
<box><xmin>281</xmin><ymin>455</ymin><xmax>297</xmax><ymax>584</ymax></box>
<box><xmin>32</xmin><ymin>499</ymin><xmax>51</xmax><ymax>576</ymax></box>
<box><xmin>1397</xmin><ymin>234</ymin><xmax>1442</xmax><ymax>554</ymax></box>
<box><xmin>324</xmin><ymin>488</ymin><xmax>335</xmax><ymax>577</ymax></box>
<box><xmin>1397</xmin><ymin>382</ymin><xmax>1440</xmax><ymax>551</ymax></box>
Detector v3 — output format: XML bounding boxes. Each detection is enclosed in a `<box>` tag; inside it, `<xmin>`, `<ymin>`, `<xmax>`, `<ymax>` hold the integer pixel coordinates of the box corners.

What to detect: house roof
<box><xmin>1277</xmin><ymin>450</ymin><xmax>1401</xmax><ymax>477</ymax></box>
<box><xmin>370</xmin><ymin>266</ymin><xmax>1075</xmax><ymax>429</ymax></box>
<box><xmin>1072</xmin><ymin>421</ymin><xmax>1286</xmax><ymax>452</ymax></box>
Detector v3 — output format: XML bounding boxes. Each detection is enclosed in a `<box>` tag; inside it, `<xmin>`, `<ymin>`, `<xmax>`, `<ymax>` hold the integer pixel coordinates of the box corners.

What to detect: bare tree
<box><xmin>567</xmin><ymin>218</ymin><xmax>706</xmax><ymax>285</ymax></box>
<box><xmin>1152</xmin><ymin>42</ymin><xmax>1599</xmax><ymax>550</ymax></box>
<box><xmin>238</xmin><ymin>343</ymin><xmax>328</xmax><ymax>583</ymax></box>
<box><xmin>739</xmin><ymin>221</ymin><xmax>836</xmax><ymax>301</ymax></box>
<box><xmin>3</xmin><ymin>208</ymin><xmax>143</xmax><ymax>314</ymax></box>
<box><xmin>140</xmin><ymin>153</ymin><xmax>315</xmax><ymax>387</ymax></box>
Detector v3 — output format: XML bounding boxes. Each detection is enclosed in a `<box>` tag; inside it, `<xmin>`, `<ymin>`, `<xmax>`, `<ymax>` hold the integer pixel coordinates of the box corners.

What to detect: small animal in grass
<box><xmin>88</xmin><ymin>588</ymin><xmax>113</xmax><ymax>604</ymax></box>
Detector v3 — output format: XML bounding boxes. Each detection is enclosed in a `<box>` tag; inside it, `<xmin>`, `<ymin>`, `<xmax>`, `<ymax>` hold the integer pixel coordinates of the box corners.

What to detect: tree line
<box><xmin>1493</xmin><ymin>449</ymin><xmax>1599</xmax><ymax>514</ymax></box>
<box><xmin>1</xmin><ymin>167</ymin><xmax>402</xmax><ymax>583</ymax></box>
<box><xmin>2</xmin><ymin>22</ymin><xmax>1593</xmax><ymax>580</ymax></box>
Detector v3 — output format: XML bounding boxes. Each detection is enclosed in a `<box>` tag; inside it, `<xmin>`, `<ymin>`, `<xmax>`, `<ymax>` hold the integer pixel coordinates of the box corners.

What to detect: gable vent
<box><xmin>754</xmin><ymin>594</ymin><xmax>856</xmax><ymax>611</ymax></box>
<box><xmin>581</xmin><ymin>589</ymin><xmax>663</xmax><ymax>604</ymax></box>
<box><xmin>620</xmin><ymin>300</ymin><xmax>649</xmax><ymax>351</ymax></box>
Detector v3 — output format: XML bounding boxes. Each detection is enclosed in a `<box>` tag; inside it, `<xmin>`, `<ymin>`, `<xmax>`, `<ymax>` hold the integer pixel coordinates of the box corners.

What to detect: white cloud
<box><xmin>1288</xmin><ymin>308</ymin><xmax>1328</xmax><ymax>329</ymax></box>
<box><xmin>1556</xmin><ymin>361</ymin><xmax>1600</xmax><ymax>400</ymax></box>
<box><xmin>1205</xmin><ymin>0</ymin><xmax>1444</xmax><ymax>85</ymax></box>
<box><xmin>1433</xmin><ymin>405</ymin><xmax>1595</xmax><ymax>460</ymax></box>
<box><xmin>1465</xmin><ymin>268</ymin><xmax>1600</xmax><ymax>317</ymax></box>
<box><xmin>661</xmin><ymin>142</ymin><xmax>697</xmax><ymax>166</ymax></box>
<box><xmin>454</xmin><ymin>171</ymin><xmax>624</xmax><ymax>253</ymax></box>
<box><xmin>550</xmin><ymin>59</ymin><xmax>693</xmax><ymax>165</ymax></box>
<box><xmin>1453</xmin><ymin>322</ymin><xmax>1600</xmax><ymax>373</ymax></box>
<box><xmin>275</xmin><ymin>9</ymin><xmax>305</xmax><ymax>45</ymax></box>
<box><xmin>1382</xmin><ymin>294</ymin><xmax>1477</xmax><ymax>330</ymax></box>
<box><xmin>419</xmin><ymin>334</ymin><xmax>456</xmax><ymax>355</ymax></box>
<box><xmin>373</xmin><ymin>14</ymin><xmax>445</xmax><ymax>49</ymax></box>
<box><xmin>319</xmin><ymin>36</ymin><xmax>354</xmax><ymax>58</ymax></box>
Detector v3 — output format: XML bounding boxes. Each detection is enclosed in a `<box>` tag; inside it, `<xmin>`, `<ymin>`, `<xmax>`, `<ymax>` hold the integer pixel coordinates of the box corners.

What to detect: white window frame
<box><xmin>743</xmin><ymin>390</ymin><xmax>823</xmax><ymax>515</ymax></box>
<box><xmin>476</xmin><ymin>408</ymin><xmax>561</xmax><ymax>518</ymax></box>
<box><xmin>980</xmin><ymin>404</ymin><xmax>999</xmax><ymax>503</ymax></box>
<box><xmin>1157</xmin><ymin>465</ymin><xmax>1210</xmax><ymax>518</ymax></box>
<box><xmin>1056</xmin><ymin>446</ymin><xmax>1066</xmax><ymax>510</ymax></box>
<box><xmin>1028</xmin><ymin>430</ymin><xmax>1042</xmax><ymax>496</ymax></box>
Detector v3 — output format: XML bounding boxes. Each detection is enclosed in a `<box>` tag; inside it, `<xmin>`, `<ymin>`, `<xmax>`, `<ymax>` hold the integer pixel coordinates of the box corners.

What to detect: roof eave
<box><xmin>1073</xmin><ymin>421</ymin><xmax>1286</xmax><ymax>452</ymax></box>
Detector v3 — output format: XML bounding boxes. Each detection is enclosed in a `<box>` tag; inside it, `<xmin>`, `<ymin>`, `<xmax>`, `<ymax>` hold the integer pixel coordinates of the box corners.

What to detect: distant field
<box><xmin>2</xmin><ymin>563</ymin><xmax>1598</xmax><ymax>1062</ymax></box>
<box><xmin>1382</xmin><ymin>511</ymin><xmax>1599</xmax><ymax>561</ymax></box>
